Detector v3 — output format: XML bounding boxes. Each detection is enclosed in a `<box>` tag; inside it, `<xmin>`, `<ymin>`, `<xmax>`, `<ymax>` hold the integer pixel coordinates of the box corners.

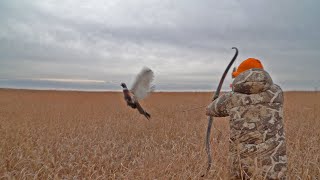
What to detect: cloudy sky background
<box><xmin>0</xmin><ymin>0</ymin><xmax>319</xmax><ymax>91</ymax></box>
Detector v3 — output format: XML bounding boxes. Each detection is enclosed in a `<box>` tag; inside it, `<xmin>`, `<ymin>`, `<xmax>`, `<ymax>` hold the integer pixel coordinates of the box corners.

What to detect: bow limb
<box><xmin>204</xmin><ymin>47</ymin><xmax>238</xmax><ymax>174</ymax></box>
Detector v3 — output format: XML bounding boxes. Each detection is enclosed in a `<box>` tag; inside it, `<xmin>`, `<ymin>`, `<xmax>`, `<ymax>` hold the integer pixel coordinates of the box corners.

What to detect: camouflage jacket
<box><xmin>207</xmin><ymin>68</ymin><xmax>287</xmax><ymax>179</ymax></box>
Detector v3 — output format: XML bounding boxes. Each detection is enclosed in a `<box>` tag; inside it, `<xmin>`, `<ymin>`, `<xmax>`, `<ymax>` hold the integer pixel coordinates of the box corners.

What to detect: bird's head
<box><xmin>121</xmin><ymin>83</ymin><xmax>127</xmax><ymax>88</ymax></box>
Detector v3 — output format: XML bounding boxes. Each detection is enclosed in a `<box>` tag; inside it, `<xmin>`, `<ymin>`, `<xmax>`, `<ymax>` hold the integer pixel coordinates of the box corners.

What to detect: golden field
<box><xmin>0</xmin><ymin>89</ymin><xmax>319</xmax><ymax>179</ymax></box>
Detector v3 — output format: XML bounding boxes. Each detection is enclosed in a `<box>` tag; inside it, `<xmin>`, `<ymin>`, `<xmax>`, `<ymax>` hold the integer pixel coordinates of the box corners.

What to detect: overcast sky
<box><xmin>0</xmin><ymin>0</ymin><xmax>319</xmax><ymax>91</ymax></box>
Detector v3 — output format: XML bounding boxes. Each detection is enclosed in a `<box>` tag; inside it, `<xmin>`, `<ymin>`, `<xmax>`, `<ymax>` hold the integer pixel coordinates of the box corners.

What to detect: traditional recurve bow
<box><xmin>204</xmin><ymin>47</ymin><xmax>238</xmax><ymax>174</ymax></box>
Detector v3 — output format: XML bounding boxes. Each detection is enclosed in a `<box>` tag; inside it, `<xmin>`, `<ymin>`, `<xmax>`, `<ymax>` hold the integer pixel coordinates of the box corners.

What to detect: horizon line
<box><xmin>1</xmin><ymin>87</ymin><xmax>319</xmax><ymax>93</ymax></box>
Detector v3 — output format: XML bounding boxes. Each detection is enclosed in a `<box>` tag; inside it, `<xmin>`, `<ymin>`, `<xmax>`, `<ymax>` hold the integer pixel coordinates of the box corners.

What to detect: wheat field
<box><xmin>0</xmin><ymin>89</ymin><xmax>319</xmax><ymax>179</ymax></box>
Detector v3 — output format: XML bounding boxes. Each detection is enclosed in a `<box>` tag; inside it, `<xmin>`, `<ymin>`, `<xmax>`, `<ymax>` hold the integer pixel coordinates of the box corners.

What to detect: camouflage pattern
<box><xmin>207</xmin><ymin>68</ymin><xmax>287</xmax><ymax>179</ymax></box>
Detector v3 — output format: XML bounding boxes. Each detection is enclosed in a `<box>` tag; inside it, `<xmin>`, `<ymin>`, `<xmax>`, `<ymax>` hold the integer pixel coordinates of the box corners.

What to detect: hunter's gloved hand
<box><xmin>205</xmin><ymin>93</ymin><xmax>232</xmax><ymax>117</ymax></box>
<box><xmin>206</xmin><ymin>101</ymin><xmax>215</xmax><ymax>116</ymax></box>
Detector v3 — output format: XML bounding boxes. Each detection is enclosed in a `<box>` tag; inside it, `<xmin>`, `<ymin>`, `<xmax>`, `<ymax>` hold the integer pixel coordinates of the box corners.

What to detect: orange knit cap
<box><xmin>232</xmin><ymin>58</ymin><xmax>264</xmax><ymax>78</ymax></box>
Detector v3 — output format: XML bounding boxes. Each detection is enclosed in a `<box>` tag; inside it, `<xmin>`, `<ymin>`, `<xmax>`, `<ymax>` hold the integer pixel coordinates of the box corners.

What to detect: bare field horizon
<box><xmin>0</xmin><ymin>89</ymin><xmax>319</xmax><ymax>179</ymax></box>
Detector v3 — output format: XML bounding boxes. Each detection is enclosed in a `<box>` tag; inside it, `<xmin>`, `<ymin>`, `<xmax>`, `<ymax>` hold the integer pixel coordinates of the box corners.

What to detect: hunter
<box><xmin>206</xmin><ymin>58</ymin><xmax>287</xmax><ymax>179</ymax></box>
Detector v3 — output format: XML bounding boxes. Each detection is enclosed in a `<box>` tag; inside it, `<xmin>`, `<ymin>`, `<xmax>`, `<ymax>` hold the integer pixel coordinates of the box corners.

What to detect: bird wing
<box><xmin>131</xmin><ymin>67</ymin><xmax>154</xmax><ymax>100</ymax></box>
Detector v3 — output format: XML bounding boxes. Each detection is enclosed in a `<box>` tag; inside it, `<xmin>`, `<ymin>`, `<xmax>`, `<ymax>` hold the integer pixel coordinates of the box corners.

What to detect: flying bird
<box><xmin>121</xmin><ymin>67</ymin><xmax>154</xmax><ymax>120</ymax></box>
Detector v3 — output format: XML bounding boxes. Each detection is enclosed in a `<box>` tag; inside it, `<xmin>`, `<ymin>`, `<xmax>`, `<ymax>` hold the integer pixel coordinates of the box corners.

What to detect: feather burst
<box><xmin>131</xmin><ymin>67</ymin><xmax>154</xmax><ymax>100</ymax></box>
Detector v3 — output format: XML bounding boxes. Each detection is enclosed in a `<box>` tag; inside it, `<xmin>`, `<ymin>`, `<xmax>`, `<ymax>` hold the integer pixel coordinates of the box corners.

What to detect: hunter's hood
<box><xmin>232</xmin><ymin>68</ymin><xmax>273</xmax><ymax>94</ymax></box>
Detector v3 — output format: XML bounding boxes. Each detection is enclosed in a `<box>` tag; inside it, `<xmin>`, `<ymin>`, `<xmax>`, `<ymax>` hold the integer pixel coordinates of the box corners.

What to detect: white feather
<box><xmin>131</xmin><ymin>67</ymin><xmax>154</xmax><ymax>100</ymax></box>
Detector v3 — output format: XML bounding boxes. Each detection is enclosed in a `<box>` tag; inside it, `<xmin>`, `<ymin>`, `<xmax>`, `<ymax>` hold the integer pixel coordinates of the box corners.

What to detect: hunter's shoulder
<box><xmin>229</xmin><ymin>83</ymin><xmax>284</xmax><ymax>106</ymax></box>
<box><xmin>267</xmin><ymin>84</ymin><xmax>284</xmax><ymax>102</ymax></box>
<box><xmin>214</xmin><ymin>92</ymin><xmax>233</xmax><ymax>104</ymax></box>
<box><xmin>270</xmin><ymin>83</ymin><xmax>283</xmax><ymax>91</ymax></box>
<box><xmin>267</xmin><ymin>84</ymin><xmax>283</xmax><ymax>96</ymax></box>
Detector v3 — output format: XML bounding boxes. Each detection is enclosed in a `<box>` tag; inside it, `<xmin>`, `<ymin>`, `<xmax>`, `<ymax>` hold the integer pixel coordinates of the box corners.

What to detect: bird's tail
<box><xmin>144</xmin><ymin>111</ymin><xmax>151</xmax><ymax>120</ymax></box>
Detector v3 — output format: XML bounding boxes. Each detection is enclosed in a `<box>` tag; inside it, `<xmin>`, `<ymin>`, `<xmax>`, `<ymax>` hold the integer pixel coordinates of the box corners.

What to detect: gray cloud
<box><xmin>0</xmin><ymin>0</ymin><xmax>319</xmax><ymax>91</ymax></box>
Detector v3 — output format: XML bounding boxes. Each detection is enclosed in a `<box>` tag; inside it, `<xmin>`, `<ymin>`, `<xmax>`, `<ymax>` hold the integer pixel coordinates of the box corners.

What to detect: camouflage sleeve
<box><xmin>206</xmin><ymin>92</ymin><xmax>232</xmax><ymax>117</ymax></box>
